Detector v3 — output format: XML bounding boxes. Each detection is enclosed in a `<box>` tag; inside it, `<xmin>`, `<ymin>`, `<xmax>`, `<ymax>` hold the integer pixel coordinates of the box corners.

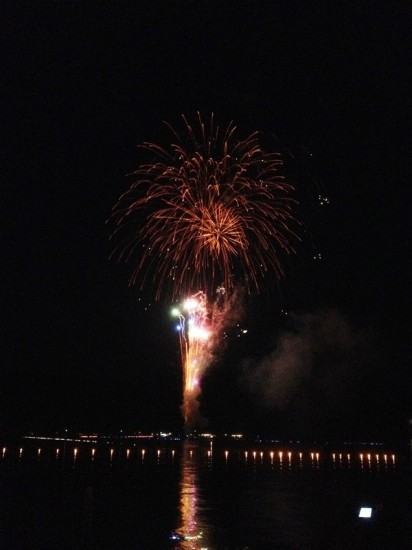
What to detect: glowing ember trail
<box><xmin>109</xmin><ymin>113</ymin><xmax>301</xmax><ymax>430</ymax></box>
<box><xmin>172</xmin><ymin>292</ymin><xmax>212</xmax><ymax>426</ymax></box>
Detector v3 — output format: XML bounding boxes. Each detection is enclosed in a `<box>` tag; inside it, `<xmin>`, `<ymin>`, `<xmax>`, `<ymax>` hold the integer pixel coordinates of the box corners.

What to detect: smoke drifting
<box><xmin>242</xmin><ymin>309</ymin><xmax>369</xmax><ymax>410</ymax></box>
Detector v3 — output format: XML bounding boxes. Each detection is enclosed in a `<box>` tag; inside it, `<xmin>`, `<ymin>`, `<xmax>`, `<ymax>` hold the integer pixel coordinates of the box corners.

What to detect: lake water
<box><xmin>1</xmin><ymin>439</ymin><xmax>411</xmax><ymax>549</ymax></box>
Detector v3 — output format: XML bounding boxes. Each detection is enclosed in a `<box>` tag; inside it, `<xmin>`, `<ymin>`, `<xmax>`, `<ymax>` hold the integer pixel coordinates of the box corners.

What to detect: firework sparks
<box><xmin>110</xmin><ymin>113</ymin><xmax>299</xmax><ymax>299</ymax></box>
<box><xmin>172</xmin><ymin>292</ymin><xmax>211</xmax><ymax>424</ymax></box>
<box><xmin>110</xmin><ymin>113</ymin><xmax>300</xmax><ymax>429</ymax></box>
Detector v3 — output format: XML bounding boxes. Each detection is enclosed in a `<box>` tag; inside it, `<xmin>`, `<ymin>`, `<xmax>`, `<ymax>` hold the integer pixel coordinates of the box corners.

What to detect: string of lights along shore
<box><xmin>110</xmin><ymin>113</ymin><xmax>303</xmax><ymax>430</ymax></box>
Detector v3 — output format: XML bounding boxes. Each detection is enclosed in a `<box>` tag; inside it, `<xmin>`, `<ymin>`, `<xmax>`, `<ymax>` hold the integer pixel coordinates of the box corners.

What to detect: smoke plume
<box><xmin>242</xmin><ymin>309</ymin><xmax>368</xmax><ymax>409</ymax></box>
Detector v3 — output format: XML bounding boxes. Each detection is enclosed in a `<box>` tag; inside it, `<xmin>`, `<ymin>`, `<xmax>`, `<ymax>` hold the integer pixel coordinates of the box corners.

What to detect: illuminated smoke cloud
<box><xmin>242</xmin><ymin>309</ymin><xmax>366</xmax><ymax>408</ymax></box>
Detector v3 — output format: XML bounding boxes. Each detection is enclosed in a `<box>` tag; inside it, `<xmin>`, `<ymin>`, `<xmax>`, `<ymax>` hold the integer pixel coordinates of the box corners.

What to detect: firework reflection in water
<box><xmin>169</xmin><ymin>442</ymin><xmax>208</xmax><ymax>549</ymax></box>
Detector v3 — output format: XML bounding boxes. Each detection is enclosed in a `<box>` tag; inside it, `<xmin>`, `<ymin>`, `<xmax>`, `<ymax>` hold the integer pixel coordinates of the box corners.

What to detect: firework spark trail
<box><xmin>172</xmin><ymin>292</ymin><xmax>211</xmax><ymax>425</ymax></box>
<box><xmin>110</xmin><ymin>113</ymin><xmax>300</xmax><ymax>429</ymax></box>
<box><xmin>172</xmin><ymin>288</ymin><xmax>240</xmax><ymax>428</ymax></box>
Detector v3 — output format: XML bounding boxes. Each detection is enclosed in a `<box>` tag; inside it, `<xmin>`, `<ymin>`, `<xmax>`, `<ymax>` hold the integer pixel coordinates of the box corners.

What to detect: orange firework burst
<box><xmin>110</xmin><ymin>113</ymin><xmax>299</xmax><ymax>299</ymax></box>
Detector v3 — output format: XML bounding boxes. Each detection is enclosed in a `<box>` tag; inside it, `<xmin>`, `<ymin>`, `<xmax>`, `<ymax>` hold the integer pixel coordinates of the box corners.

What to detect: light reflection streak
<box><xmin>171</xmin><ymin>442</ymin><xmax>209</xmax><ymax>549</ymax></box>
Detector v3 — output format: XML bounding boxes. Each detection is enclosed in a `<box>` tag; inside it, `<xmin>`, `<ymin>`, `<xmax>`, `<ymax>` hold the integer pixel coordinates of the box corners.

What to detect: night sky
<box><xmin>3</xmin><ymin>2</ymin><xmax>411</xmax><ymax>441</ymax></box>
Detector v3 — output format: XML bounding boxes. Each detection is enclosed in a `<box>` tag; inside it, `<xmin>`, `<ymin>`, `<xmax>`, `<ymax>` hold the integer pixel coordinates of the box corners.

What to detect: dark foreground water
<box><xmin>1</xmin><ymin>440</ymin><xmax>411</xmax><ymax>549</ymax></box>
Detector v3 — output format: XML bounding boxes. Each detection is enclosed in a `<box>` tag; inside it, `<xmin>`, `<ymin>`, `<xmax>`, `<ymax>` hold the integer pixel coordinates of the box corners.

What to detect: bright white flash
<box><xmin>189</xmin><ymin>326</ymin><xmax>210</xmax><ymax>340</ymax></box>
<box><xmin>183</xmin><ymin>298</ymin><xmax>198</xmax><ymax>311</ymax></box>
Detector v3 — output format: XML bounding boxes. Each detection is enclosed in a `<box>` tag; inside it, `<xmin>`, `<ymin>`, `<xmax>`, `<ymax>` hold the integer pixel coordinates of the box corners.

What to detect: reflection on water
<box><xmin>171</xmin><ymin>441</ymin><xmax>209</xmax><ymax>549</ymax></box>
<box><xmin>1</xmin><ymin>439</ymin><xmax>410</xmax><ymax>549</ymax></box>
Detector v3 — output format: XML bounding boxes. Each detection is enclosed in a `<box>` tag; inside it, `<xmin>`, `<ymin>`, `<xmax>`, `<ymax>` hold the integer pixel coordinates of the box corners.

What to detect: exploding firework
<box><xmin>110</xmin><ymin>113</ymin><xmax>299</xmax><ymax>299</ymax></box>
<box><xmin>110</xmin><ymin>113</ymin><xmax>300</xmax><ymax>429</ymax></box>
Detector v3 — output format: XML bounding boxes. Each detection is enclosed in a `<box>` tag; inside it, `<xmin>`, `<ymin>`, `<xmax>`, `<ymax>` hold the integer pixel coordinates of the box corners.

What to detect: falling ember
<box><xmin>109</xmin><ymin>113</ymin><xmax>302</xmax><ymax>430</ymax></box>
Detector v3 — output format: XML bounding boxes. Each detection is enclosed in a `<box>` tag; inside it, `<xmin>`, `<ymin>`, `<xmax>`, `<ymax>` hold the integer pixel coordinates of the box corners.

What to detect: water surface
<box><xmin>1</xmin><ymin>440</ymin><xmax>411</xmax><ymax>549</ymax></box>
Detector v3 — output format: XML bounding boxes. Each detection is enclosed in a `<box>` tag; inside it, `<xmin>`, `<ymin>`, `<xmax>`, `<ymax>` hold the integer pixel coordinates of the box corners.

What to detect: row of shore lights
<box><xmin>1</xmin><ymin>447</ymin><xmax>397</xmax><ymax>465</ymax></box>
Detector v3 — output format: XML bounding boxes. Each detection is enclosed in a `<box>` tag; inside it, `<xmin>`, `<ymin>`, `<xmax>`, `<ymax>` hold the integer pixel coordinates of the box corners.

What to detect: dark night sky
<box><xmin>2</xmin><ymin>1</ymin><xmax>411</xmax><ymax>441</ymax></box>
